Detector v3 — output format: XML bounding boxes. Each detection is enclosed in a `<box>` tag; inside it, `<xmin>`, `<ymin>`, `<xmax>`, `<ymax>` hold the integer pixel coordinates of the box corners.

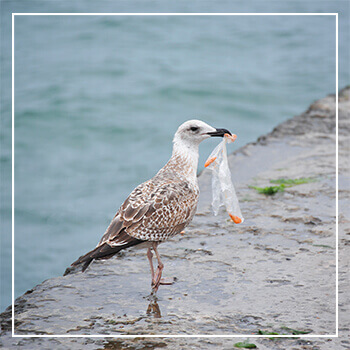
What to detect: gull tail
<box><xmin>63</xmin><ymin>235</ymin><xmax>144</xmax><ymax>276</ymax></box>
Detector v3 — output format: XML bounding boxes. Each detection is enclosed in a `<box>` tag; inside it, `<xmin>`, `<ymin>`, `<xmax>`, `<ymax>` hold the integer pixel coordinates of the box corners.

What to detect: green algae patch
<box><xmin>270</xmin><ymin>177</ymin><xmax>317</xmax><ymax>185</ymax></box>
<box><xmin>257</xmin><ymin>327</ymin><xmax>311</xmax><ymax>339</ymax></box>
<box><xmin>257</xmin><ymin>329</ymin><xmax>287</xmax><ymax>340</ymax></box>
<box><xmin>258</xmin><ymin>329</ymin><xmax>279</xmax><ymax>335</ymax></box>
<box><xmin>280</xmin><ymin>326</ymin><xmax>312</xmax><ymax>335</ymax></box>
<box><xmin>234</xmin><ymin>340</ymin><xmax>257</xmax><ymax>348</ymax></box>
<box><xmin>312</xmin><ymin>244</ymin><xmax>334</xmax><ymax>249</ymax></box>
<box><xmin>250</xmin><ymin>184</ymin><xmax>285</xmax><ymax>195</ymax></box>
<box><xmin>250</xmin><ymin>177</ymin><xmax>318</xmax><ymax>195</ymax></box>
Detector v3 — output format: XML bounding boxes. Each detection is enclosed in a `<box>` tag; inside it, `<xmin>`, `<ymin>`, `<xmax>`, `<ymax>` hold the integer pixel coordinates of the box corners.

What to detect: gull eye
<box><xmin>190</xmin><ymin>126</ymin><xmax>199</xmax><ymax>132</ymax></box>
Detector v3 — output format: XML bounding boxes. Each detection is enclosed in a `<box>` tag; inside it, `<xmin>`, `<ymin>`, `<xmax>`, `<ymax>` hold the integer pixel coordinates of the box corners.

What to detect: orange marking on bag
<box><xmin>224</xmin><ymin>133</ymin><xmax>237</xmax><ymax>142</ymax></box>
<box><xmin>204</xmin><ymin>156</ymin><xmax>217</xmax><ymax>168</ymax></box>
<box><xmin>229</xmin><ymin>213</ymin><xmax>242</xmax><ymax>224</ymax></box>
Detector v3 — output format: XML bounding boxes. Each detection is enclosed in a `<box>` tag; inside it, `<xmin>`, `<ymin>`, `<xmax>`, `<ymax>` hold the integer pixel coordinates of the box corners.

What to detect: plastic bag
<box><xmin>204</xmin><ymin>133</ymin><xmax>244</xmax><ymax>224</ymax></box>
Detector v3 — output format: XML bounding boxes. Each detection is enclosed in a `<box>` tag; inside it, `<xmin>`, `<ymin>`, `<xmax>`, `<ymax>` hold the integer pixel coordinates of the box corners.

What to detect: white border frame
<box><xmin>11</xmin><ymin>12</ymin><xmax>339</xmax><ymax>339</ymax></box>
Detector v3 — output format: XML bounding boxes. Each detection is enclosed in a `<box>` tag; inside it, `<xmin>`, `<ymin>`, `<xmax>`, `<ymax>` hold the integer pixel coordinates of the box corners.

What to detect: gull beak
<box><xmin>207</xmin><ymin>128</ymin><xmax>232</xmax><ymax>137</ymax></box>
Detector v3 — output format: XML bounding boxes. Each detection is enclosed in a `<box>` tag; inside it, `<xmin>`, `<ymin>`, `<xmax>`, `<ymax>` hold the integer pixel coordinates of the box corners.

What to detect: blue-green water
<box><xmin>1</xmin><ymin>1</ymin><xmax>349</xmax><ymax>312</ymax></box>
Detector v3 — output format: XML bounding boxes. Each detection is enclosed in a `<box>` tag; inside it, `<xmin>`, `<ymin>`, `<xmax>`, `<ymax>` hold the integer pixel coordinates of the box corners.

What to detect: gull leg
<box><xmin>151</xmin><ymin>243</ymin><xmax>175</xmax><ymax>292</ymax></box>
<box><xmin>147</xmin><ymin>248</ymin><xmax>155</xmax><ymax>283</ymax></box>
<box><xmin>152</xmin><ymin>243</ymin><xmax>164</xmax><ymax>292</ymax></box>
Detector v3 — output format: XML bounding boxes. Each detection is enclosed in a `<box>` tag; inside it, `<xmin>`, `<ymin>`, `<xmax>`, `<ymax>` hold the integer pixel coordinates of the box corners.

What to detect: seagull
<box><xmin>67</xmin><ymin>120</ymin><xmax>232</xmax><ymax>292</ymax></box>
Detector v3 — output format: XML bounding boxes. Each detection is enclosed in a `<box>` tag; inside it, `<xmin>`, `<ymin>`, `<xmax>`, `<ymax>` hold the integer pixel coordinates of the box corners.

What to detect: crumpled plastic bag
<box><xmin>204</xmin><ymin>133</ymin><xmax>244</xmax><ymax>224</ymax></box>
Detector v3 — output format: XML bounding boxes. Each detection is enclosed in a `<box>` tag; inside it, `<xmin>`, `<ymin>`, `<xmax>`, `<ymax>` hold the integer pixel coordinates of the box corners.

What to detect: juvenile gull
<box><xmin>68</xmin><ymin>120</ymin><xmax>232</xmax><ymax>292</ymax></box>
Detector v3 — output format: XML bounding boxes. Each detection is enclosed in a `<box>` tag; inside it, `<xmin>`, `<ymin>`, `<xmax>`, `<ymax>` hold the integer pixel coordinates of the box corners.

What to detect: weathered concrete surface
<box><xmin>1</xmin><ymin>87</ymin><xmax>349</xmax><ymax>349</ymax></box>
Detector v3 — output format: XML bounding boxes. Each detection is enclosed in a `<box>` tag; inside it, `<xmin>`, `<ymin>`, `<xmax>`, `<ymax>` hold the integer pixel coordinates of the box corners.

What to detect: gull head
<box><xmin>173</xmin><ymin>119</ymin><xmax>232</xmax><ymax>147</ymax></box>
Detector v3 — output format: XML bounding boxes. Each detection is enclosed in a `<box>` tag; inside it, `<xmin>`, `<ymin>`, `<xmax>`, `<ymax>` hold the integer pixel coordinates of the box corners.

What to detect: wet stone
<box><xmin>1</xmin><ymin>88</ymin><xmax>350</xmax><ymax>349</ymax></box>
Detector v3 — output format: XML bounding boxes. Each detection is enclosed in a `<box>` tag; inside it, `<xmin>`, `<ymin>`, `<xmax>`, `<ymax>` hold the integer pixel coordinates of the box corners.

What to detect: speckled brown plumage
<box><xmin>100</xmin><ymin>171</ymin><xmax>199</xmax><ymax>244</ymax></box>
